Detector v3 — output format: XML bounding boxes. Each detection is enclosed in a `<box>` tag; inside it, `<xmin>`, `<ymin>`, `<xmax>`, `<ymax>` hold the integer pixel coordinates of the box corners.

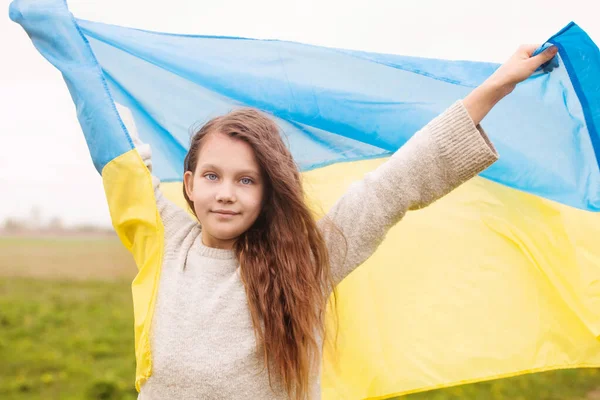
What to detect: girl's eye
<box><xmin>205</xmin><ymin>173</ymin><xmax>218</xmax><ymax>181</ymax></box>
<box><xmin>240</xmin><ymin>178</ymin><xmax>253</xmax><ymax>185</ymax></box>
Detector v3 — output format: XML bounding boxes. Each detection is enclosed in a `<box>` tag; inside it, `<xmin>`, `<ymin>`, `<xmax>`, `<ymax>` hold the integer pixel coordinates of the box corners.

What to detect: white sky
<box><xmin>1</xmin><ymin>0</ymin><xmax>598</xmax><ymax>227</ymax></box>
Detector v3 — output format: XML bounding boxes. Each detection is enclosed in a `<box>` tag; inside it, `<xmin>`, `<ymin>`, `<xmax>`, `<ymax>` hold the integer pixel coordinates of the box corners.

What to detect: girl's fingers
<box><xmin>529</xmin><ymin>46</ymin><xmax>558</xmax><ymax>69</ymax></box>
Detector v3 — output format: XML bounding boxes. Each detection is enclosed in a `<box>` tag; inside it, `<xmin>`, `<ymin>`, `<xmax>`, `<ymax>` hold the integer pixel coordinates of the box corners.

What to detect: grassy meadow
<box><xmin>1</xmin><ymin>235</ymin><xmax>599</xmax><ymax>399</ymax></box>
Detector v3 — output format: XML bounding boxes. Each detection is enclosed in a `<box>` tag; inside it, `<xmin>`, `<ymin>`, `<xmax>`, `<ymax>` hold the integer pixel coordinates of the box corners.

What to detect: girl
<box><xmin>118</xmin><ymin>45</ymin><xmax>557</xmax><ymax>400</ymax></box>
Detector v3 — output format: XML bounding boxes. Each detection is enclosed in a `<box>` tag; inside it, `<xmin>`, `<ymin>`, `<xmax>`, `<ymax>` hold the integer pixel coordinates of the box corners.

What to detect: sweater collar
<box><xmin>196</xmin><ymin>239</ymin><xmax>236</xmax><ymax>260</ymax></box>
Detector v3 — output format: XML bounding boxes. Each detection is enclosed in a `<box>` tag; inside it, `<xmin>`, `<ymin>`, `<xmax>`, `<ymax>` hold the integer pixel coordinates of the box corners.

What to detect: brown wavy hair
<box><xmin>183</xmin><ymin>108</ymin><xmax>338</xmax><ymax>399</ymax></box>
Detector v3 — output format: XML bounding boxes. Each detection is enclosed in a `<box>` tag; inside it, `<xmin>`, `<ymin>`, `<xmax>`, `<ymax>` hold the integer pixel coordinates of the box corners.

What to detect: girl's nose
<box><xmin>215</xmin><ymin>183</ymin><xmax>236</xmax><ymax>203</ymax></box>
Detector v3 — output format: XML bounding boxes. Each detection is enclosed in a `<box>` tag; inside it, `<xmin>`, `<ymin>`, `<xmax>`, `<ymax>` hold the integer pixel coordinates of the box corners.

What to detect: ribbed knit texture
<box><xmin>137</xmin><ymin>100</ymin><xmax>499</xmax><ymax>399</ymax></box>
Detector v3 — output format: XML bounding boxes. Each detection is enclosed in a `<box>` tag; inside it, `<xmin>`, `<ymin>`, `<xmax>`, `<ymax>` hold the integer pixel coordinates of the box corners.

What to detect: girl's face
<box><xmin>184</xmin><ymin>133</ymin><xmax>265</xmax><ymax>250</ymax></box>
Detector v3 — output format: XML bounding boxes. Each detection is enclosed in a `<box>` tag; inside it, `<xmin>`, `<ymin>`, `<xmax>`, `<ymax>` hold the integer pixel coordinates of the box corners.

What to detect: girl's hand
<box><xmin>488</xmin><ymin>44</ymin><xmax>558</xmax><ymax>95</ymax></box>
<box><xmin>463</xmin><ymin>44</ymin><xmax>558</xmax><ymax>126</ymax></box>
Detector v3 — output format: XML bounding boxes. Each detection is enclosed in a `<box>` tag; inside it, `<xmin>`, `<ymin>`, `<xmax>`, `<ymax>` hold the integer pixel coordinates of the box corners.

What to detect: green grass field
<box><xmin>0</xmin><ymin>278</ymin><xmax>136</xmax><ymax>400</ymax></box>
<box><xmin>1</xmin><ymin>236</ymin><xmax>599</xmax><ymax>399</ymax></box>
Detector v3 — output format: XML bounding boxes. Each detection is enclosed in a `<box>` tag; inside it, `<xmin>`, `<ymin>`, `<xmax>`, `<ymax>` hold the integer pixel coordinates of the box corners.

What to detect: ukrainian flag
<box><xmin>10</xmin><ymin>0</ymin><xmax>600</xmax><ymax>398</ymax></box>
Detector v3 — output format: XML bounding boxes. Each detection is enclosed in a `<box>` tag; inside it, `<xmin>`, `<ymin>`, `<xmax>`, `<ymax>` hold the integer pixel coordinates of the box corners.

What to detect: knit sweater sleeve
<box><xmin>132</xmin><ymin>142</ymin><xmax>197</xmax><ymax>235</ymax></box>
<box><xmin>121</xmin><ymin>107</ymin><xmax>197</xmax><ymax>240</ymax></box>
<box><xmin>319</xmin><ymin>100</ymin><xmax>499</xmax><ymax>286</ymax></box>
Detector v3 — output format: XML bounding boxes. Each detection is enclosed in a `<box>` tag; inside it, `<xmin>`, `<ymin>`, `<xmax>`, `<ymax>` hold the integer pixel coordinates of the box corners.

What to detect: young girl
<box><xmin>113</xmin><ymin>45</ymin><xmax>558</xmax><ymax>400</ymax></box>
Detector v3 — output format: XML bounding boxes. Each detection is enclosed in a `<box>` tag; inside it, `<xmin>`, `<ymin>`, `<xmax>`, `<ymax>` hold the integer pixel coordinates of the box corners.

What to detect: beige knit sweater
<box><xmin>136</xmin><ymin>100</ymin><xmax>499</xmax><ymax>399</ymax></box>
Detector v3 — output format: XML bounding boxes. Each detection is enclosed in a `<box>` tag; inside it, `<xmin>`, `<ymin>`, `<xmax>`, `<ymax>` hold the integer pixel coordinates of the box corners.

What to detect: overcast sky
<box><xmin>1</xmin><ymin>0</ymin><xmax>598</xmax><ymax>227</ymax></box>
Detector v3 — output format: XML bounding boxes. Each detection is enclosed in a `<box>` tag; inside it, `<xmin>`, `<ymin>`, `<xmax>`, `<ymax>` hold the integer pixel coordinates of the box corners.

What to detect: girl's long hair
<box><xmin>183</xmin><ymin>108</ymin><xmax>338</xmax><ymax>399</ymax></box>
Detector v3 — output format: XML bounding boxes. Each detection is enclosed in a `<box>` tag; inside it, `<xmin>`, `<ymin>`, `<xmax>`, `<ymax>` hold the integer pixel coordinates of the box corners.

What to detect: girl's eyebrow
<box><xmin>198</xmin><ymin>163</ymin><xmax>220</xmax><ymax>171</ymax></box>
<box><xmin>238</xmin><ymin>169</ymin><xmax>261</xmax><ymax>177</ymax></box>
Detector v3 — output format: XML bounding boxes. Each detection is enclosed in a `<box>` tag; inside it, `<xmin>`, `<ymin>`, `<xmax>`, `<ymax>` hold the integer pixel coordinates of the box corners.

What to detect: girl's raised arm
<box><xmin>321</xmin><ymin>44</ymin><xmax>559</xmax><ymax>285</ymax></box>
<box><xmin>106</xmin><ymin>105</ymin><xmax>196</xmax><ymax>271</ymax></box>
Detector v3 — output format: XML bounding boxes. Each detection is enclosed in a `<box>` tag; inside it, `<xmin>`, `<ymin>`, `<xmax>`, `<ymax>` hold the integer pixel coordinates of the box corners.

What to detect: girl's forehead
<box><xmin>197</xmin><ymin>133</ymin><xmax>261</xmax><ymax>172</ymax></box>
<box><xmin>200</xmin><ymin>133</ymin><xmax>249</xmax><ymax>155</ymax></box>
